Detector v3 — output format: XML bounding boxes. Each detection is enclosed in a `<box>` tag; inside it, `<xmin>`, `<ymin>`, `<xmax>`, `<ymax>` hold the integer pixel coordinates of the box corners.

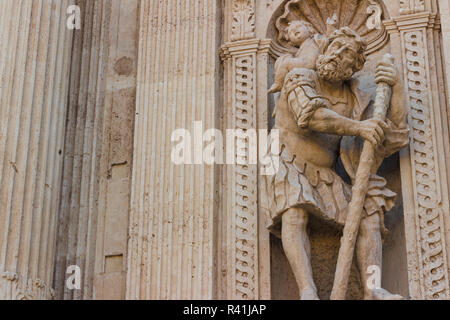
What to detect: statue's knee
<box><xmin>282</xmin><ymin>208</ymin><xmax>308</xmax><ymax>229</ymax></box>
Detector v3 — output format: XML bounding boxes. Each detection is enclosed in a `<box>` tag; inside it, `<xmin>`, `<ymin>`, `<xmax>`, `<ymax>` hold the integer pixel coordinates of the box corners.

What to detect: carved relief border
<box><xmin>220</xmin><ymin>0</ymin><xmax>261</xmax><ymax>300</ymax></box>
<box><xmin>386</xmin><ymin>10</ymin><xmax>450</xmax><ymax>299</ymax></box>
<box><xmin>231</xmin><ymin>0</ymin><xmax>256</xmax><ymax>41</ymax></box>
<box><xmin>233</xmin><ymin>52</ymin><xmax>259</xmax><ymax>300</ymax></box>
<box><xmin>400</xmin><ymin>0</ymin><xmax>426</xmax><ymax>15</ymax></box>
<box><xmin>221</xmin><ymin>40</ymin><xmax>260</xmax><ymax>300</ymax></box>
<box><xmin>403</xmin><ymin>27</ymin><xmax>449</xmax><ymax>299</ymax></box>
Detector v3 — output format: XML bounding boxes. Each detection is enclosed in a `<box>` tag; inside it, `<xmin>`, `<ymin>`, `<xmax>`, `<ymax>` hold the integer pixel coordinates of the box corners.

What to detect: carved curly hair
<box><xmin>283</xmin><ymin>20</ymin><xmax>316</xmax><ymax>45</ymax></box>
<box><xmin>327</xmin><ymin>27</ymin><xmax>367</xmax><ymax>73</ymax></box>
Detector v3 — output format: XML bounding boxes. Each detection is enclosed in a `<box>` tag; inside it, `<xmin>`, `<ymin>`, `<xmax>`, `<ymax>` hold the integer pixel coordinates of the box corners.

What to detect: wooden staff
<box><xmin>330</xmin><ymin>54</ymin><xmax>395</xmax><ymax>300</ymax></box>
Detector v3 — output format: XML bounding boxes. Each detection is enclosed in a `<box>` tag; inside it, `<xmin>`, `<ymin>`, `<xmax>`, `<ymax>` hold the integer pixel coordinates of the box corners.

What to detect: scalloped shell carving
<box><xmin>274</xmin><ymin>0</ymin><xmax>388</xmax><ymax>55</ymax></box>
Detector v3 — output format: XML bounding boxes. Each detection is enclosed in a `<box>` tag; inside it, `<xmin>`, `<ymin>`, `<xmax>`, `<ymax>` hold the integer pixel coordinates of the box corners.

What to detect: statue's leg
<box><xmin>356</xmin><ymin>213</ymin><xmax>404</xmax><ymax>300</ymax></box>
<box><xmin>281</xmin><ymin>207</ymin><xmax>318</xmax><ymax>300</ymax></box>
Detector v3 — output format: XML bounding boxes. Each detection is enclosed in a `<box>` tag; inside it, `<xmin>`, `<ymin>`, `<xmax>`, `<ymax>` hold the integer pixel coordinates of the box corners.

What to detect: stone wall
<box><xmin>1</xmin><ymin>0</ymin><xmax>450</xmax><ymax>300</ymax></box>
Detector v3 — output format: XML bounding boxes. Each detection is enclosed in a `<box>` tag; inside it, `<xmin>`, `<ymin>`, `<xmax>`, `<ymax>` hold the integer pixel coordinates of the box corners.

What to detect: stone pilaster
<box><xmin>0</xmin><ymin>0</ymin><xmax>74</xmax><ymax>299</ymax></box>
<box><xmin>221</xmin><ymin>39</ymin><xmax>260</xmax><ymax>300</ymax></box>
<box><xmin>438</xmin><ymin>0</ymin><xmax>450</xmax><ymax>178</ymax></box>
<box><xmin>126</xmin><ymin>0</ymin><xmax>221</xmax><ymax>300</ymax></box>
<box><xmin>219</xmin><ymin>0</ymin><xmax>272</xmax><ymax>300</ymax></box>
<box><xmin>385</xmin><ymin>4</ymin><xmax>450</xmax><ymax>299</ymax></box>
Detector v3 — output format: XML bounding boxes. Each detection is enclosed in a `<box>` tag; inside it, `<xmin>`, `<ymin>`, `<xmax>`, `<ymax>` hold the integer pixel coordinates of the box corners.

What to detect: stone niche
<box><xmin>264</xmin><ymin>0</ymin><xmax>407</xmax><ymax>300</ymax></box>
<box><xmin>246</xmin><ymin>0</ymin><xmax>450</xmax><ymax>300</ymax></box>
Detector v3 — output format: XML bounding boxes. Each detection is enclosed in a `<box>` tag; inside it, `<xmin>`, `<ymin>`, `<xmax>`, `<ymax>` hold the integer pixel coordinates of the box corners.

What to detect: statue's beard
<box><xmin>316</xmin><ymin>54</ymin><xmax>354</xmax><ymax>82</ymax></box>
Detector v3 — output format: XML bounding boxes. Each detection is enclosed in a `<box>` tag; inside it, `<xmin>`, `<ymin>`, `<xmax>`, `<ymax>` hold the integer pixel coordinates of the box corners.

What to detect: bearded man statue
<box><xmin>265</xmin><ymin>26</ymin><xmax>409</xmax><ymax>300</ymax></box>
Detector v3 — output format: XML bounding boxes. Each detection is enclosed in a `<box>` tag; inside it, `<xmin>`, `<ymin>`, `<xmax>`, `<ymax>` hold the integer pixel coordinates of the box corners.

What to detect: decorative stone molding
<box><xmin>231</xmin><ymin>0</ymin><xmax>256</xmax><ymax>41</ymax></box>
<box><xmin>273</xmin><ymin>0</ymin><xmax>389</xmax><ymax>56</ymax></box>
<box><xmin>221</xmin><ymin>39</ymin><xmax>260</xmax><ymax>300</ymax></box>
<box><xmin>399</xmin><ymin>0</ymin><xmax>426</xmax><ymax>15</ymax></box>
<box><xmin>0</xmin><ymin>272</ymin><xmax>54</xmax><ymax>300</ymax></box>
<box><xmin>385</xmin><ymin>11</ymin><xmax>450</xmax><ymax>300</ymax></box>
<box><xmin>221</xmin><ymin>0</ymin><xmax>278</xmax><ymax>300</ymax></box>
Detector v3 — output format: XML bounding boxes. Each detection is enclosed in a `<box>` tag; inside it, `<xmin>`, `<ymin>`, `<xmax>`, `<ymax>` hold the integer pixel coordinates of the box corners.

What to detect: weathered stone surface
<box><xmin>0</xmin><ymin>0</ymin><xmax>74</xmax><ymax>300</ymax></box>
<box><xmin>1</xmin><ymin>0</ymin><xmax>450</xmax><ymax>301</ymax></box>
<box><xmin>126</xmin><ymin>0</ymin><xmax>221</xmax><ymax>300</ymax></box>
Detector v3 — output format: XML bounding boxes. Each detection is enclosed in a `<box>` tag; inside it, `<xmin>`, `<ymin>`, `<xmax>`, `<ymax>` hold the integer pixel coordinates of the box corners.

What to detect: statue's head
<box><xmin>284</xmin><ymin>20</ymin><xmax>315</xmax><ymax>47</ymax></box>
<box><xmin>316</xmin><ymin>27</ymin><xmax>367</xmax><ymax>82</ymax></box>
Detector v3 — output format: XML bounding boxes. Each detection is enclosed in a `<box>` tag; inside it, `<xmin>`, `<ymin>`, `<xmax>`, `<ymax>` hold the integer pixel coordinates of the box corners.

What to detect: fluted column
<box><xmin>126</xmin><ymin>0</ymin><xmax>221</xmax><ymax>299</ymax></box>
<box><xmin>53</xmin><ymin>0</ymin><xmax>140</xmax><ymax>301</ymax></box>
<box><xmin>0</xmin><ymin>0</ymin><xmax>74</xmax><ymax>299</ymax></box>
<box><xmin>53</xmin><ymin>0</ymin><xmax>112</xmax><ymax>300</ymax></box>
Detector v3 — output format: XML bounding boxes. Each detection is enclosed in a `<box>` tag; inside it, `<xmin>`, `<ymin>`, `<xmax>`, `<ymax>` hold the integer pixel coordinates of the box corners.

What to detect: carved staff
<box><xmin>330</xmin><ymin>54</ymin><xmax>395</xmax><ymax>300</ymax></box>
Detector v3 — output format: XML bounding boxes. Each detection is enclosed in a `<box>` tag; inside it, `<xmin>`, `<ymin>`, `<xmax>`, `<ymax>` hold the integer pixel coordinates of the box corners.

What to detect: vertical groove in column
<box><xmin>127</xmin><ymin>0</ymin><xmax>221</xmax><ymax>300</ymax></box>
<box><xmin>0</xmin><ymin>0</ymin><xmax>74</xmax><ymax>300</ymax></box>
<box><xmin>127</xmin><ymin>0</ymin><xmax>149</xmax><ymax>299</ymax></box>
<box><xmin>154</xmin><ymin>0</ymin><xmax>170</xmax><ymax>300</ymax></box>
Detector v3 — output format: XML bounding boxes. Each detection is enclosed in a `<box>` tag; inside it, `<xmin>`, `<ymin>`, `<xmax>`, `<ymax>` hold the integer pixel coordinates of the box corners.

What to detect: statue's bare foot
<box><xmin>300</xmin><ymin>289</ymin><xmax>320</xmax><ymax>300</ymax></box>
<box><xmin>366</xmin><ymin>288</ymin><xmax>404</xmax><ymax>300</ymax></box>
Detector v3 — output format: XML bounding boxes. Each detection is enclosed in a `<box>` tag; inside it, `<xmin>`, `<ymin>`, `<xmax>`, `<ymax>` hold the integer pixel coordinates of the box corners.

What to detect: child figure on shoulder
<box><xmin>269</xmin><ymin>20</ymin><xmax>326</xmax><ymax>94</ymax></box>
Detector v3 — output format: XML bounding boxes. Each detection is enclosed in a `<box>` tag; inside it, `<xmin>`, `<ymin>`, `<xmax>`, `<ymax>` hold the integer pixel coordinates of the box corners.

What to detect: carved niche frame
<box><xmin>221</xmin><ymin>0</ymin><xmax>450</xmax><ymax>300</ymax></box>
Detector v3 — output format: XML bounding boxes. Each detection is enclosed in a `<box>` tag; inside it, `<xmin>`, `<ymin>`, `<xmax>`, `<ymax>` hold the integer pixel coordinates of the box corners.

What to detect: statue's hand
<box><xmin>357</xmin><ymin>119</ymin><xmax>388</xmax><ymax>146</ymax></box>
<box><xmin>375</xmin><ymin>60</ymin><xmax>397</xmax><ymax>86</ymax></box>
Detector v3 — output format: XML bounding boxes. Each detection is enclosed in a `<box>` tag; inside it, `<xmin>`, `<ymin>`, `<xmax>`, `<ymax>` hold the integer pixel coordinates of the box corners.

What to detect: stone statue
<box><xmin>265</xmin><ymin>25</ymin><xmax>410</xmax><ymax>300</ymax></box>
<box><xmin>268</xmin><ymin>20</ymin><xmax>322</xmax><ymax>94</ymax></box>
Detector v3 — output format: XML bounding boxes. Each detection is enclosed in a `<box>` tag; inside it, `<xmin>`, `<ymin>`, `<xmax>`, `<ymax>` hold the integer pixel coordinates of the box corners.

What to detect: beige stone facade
<box><xmin>0</xmin><ymin>0</ymin><xmax>450</xmax><ymax>300</ymax></box>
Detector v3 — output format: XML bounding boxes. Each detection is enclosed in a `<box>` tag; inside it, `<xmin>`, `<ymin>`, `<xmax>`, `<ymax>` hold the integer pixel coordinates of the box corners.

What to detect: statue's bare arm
<box><xmin>308</xmin><ymin>105</ymin><xmax>388</xmax><ymax>146</ymax></box>
<box><xmin>285</xmin><ymin>66</ymin><xmax>393</xmax><ymax>146</ymax></box>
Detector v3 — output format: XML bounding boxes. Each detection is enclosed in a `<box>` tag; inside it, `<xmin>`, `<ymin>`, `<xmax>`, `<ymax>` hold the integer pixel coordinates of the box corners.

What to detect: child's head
<box><xmin>285</xmin><ymin>20</ymin><xmax>315</xmax><ymax>47</ymax></box>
